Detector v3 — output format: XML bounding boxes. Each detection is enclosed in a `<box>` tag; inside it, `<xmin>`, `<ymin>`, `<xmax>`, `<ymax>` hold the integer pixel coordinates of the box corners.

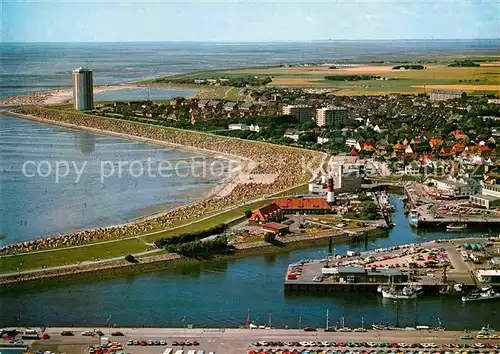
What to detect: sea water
<box><xmin>0</xmin><ymin>113</ymin><xmax>229</xmax><ymax>244</ymax></box>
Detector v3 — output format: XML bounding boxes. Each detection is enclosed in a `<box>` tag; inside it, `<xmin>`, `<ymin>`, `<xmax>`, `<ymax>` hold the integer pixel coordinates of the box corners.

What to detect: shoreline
<box><xmin>0</xmin><ymin>84</ymin><xmax>155</xmax><ymax>107</ymax></box>
<box><xmin>0</xmin><ymin>228</ymin><xmax>383</xmax><ymax>286</ymax></box>
<box><xmin>3</xmin><ymin>110</ymin><xmax>252</xmax><ymax>236</ymax></box>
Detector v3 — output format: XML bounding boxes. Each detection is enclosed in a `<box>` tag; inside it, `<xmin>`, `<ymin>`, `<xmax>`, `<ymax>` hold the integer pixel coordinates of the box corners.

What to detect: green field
<box><xmin>0</xmin><ymin>239</ymin><xmax>149</xmax><ymax>273</ymax></box>
<box><xmin>159</xmin><ymin>62</ymin><xmax>499</xmax><ymax>96</ymax></box>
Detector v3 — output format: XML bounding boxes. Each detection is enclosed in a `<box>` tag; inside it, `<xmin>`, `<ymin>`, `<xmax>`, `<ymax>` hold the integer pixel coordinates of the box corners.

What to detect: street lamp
<box><xmin>106</xmin><ymin>315</ymin><xmax>112</xmax><ymax>336</ymax></box>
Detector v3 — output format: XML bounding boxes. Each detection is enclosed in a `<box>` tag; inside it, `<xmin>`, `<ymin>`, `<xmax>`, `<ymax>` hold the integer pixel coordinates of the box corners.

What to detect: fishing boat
<box><xmin>408</xmin><ymin>209</ymin><xmax>419</xmax><ymax>228</ymax></box>
<box><xmin>462</xmin><ymin>287</ymin><xmax>500</xmax><ymax>302</ymax></box>
<box><xmin>439</xmin><ymin>283</ymin><xmax>463</xmax><ymax>295</ymax></box>
<box><xmin>382</xmin><ymin>285</ymin><xmax>418</xmax><ymax>300</ymax></box>
<box><xmin>446</xmin><ymin>223</ymin><xmax>467</xmax><ymax>231</ymax></box>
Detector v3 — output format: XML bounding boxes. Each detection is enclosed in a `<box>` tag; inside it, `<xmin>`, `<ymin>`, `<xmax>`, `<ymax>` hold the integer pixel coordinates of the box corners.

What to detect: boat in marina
<box><xmin>382</xmin><ymin>285</ymin><xmax>418</xmax><ymax>300</ymax></box>
<box><xmin>439</xmin><ymin>283</ymin><xmax>463</xmax><ymax>295</ymax></box>
<box><xmin>446</xmin><ymin>223</ymin><xmax>467</xmax><ymax>231</ymax></box>
<box><xmin>462</xmin><ymin>287</ymin><xmax>500</xmax><ymax>302</ymax></box>
<box><xmin>408</xmin><ymin>209</ymin><xmax>419</xmax><ymax>228</ymax></box>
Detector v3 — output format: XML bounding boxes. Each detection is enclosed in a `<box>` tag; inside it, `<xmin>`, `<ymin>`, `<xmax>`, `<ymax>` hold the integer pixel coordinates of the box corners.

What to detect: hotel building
<box><xmin>72</xmin><ymin>67</ymin><xmax>93</xmax><ymax>111</ymax></box>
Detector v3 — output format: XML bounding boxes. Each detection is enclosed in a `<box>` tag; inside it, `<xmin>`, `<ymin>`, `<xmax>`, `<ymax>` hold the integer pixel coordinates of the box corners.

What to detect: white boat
<box><xmin>462</xmin><ymin>287</ymin><xmax>500</xmax><ymax>302</ymax></box>
<box><xmin>408</xmin><ymin>209</ymin><xmax>419</xmax><ymax>228</ymax></box>
<box><xmin>446</xmin><ymin>223</ymin><xmax>467</xmax><ymax>231</ymax></box>
<box><xmin>382</xmin><ymin>286</ymin><xmax>418</xmax><ymax>300</ymax></box>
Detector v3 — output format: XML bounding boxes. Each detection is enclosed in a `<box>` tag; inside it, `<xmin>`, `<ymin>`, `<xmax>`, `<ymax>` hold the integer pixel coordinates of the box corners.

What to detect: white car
<box><xmin>81</xmin><ymin>331</ymin><xmax>94</xmax><ymax>336</ymax></box>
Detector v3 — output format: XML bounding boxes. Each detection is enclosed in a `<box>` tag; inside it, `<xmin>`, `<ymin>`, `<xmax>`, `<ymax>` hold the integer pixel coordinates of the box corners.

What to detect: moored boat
<box><xmin>462</xmin><ymin>287</ymin><xmax>500</xmax><ymax>302</ymax></box>
<box><xmin>446</xmin><ymin>223</ymin><xmax>467</xmax><ymax>231</ymax></box>
<box><xmin>382</xmin><ymin>286</ymin><xmax>418</xmax><ymax>300</ymax></box>
<box><xmin>408</xmin><ymin>209</ymin><xmax>419</xmax><ymax>228</ymax></box>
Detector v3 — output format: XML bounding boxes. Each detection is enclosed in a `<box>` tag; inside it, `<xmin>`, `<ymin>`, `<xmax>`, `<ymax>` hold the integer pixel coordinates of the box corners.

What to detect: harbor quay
<box><xmin>402</xmin><ymin>183</ymin><xmax>500</xmax><ymax>230</ymax></box>
<box><xmin>284</xmin><ymin>237</ymin><xmax>500</xmax><ymax>294</ymax></box>
<box><xmin>5</xmin><ymin>326</ymin><xmax>500</xmax><ymax>354</ymax></box>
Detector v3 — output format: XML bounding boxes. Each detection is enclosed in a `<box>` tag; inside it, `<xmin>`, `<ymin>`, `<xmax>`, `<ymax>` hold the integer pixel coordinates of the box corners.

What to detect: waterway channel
<box><xmin>1</xmin><ymin>197</ymin><xmax>498</xmax><ymax>329</ymax></box>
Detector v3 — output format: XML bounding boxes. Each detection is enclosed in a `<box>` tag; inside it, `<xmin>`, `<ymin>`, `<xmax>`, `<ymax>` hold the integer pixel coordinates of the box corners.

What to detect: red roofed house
<box><xmin>451</xmin><ymin>130</ymin><xmax>469</xmax><ymax>141</ymax></box>
<box><xmin>429</xmin><ymin>138</ymin><xmax>444</xmax><ymax>149</ymax></box>
<box><xmin>355</xmin><ymin>141</ymin><xmax>375</xmax><ymax>152</ymax></box>
<box><xmin>262</xmin><ymin>222</ymin><xmax>290</xmax><ymax>235</ymax></box>
<box><xmin>273</xmin><ymin>197</ymin><xmax>333</xmax><ymax>214</ymax></box>
<box><xmin>392</xmin><ymin>142</ymin><xmax>405</xmax><ymax>152</ymax></box>
<box><xmin>405</xmin><ymin>145</ymin><xmax>414</xmax><ymax>157</ymax></box>
<box><xmin>248</xmin><ymin>203</ymin><xmax>283</xmax><ymax>226</ymax></box>
<box><xmin>452</xmin><ymin>143</ymin><xmax>465</xmax><ymax>155</ymax></box>
<box><xmin>439</xmin><ymin>147</ymin><xmax>454</xmax><ymax>158</ymax></box>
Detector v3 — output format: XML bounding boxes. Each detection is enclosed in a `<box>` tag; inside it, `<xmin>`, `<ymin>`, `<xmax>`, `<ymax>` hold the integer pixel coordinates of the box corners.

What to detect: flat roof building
<box><xmin>282</xmin><ymin>104</ymin><xmax>312</xmax><ymax>123</ymax></box>
<box><xmin>316</xmin><ymin>107</ymin><xmax>347</xmax><ymax>127</ymax></box>
<box><xmin>430</xmin><ymin>89</ymin><xmax>464</xmax><ymax>101</ymax></box>
<box><xmin>72</xmin><ymin>67</ymin><xmax>93</xmax><ymax>111</ymax></box>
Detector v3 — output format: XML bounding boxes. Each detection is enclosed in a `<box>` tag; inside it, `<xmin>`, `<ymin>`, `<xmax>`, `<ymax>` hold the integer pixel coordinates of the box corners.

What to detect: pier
<box><xmin>284</xmin><ymin>237</ymin><xmax>500</xmax><ymax>294</ymax></box>
<box><xmin>403</xmin><ymin>183</ymin><xmax>500</xmax><ymax>230</ymax></box>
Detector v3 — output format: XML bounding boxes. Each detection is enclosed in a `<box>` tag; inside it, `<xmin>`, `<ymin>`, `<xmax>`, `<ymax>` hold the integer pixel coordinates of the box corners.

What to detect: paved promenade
<box><xmin>14</xmin><ymin>327</ymin><xmax>498</xmax><ymax>354</ymax></box>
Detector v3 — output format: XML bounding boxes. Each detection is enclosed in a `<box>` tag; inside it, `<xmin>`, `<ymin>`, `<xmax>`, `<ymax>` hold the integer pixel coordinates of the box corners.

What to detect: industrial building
<box><xmin>72</xmin><ymin>67</ymin><xmax>93</xmax><ymax>111</ymax></box>
<box><xmin>321</xmin><ymin>266</ymin><xmax>405</xmax><ymax>283</ymax></box>
<box><xmin>430</xmin><ymin>89</ymin><xmax>464</xmax><ymax>101</ymax></box>
<box><xmin>332</xmin><ymin>163</ymin><xmax>364</xmax><ymax>192</ymax></box>
<box><xmin>316</xmin><ymin>107</ymin><xmax>347</xmax><ymax>127</ymax></box>
<box><xmin>282</xmin><ymin>104</ymin><xmax>312</xmax><ymax>123</ymax></box>
<box><xmin>470</xmin><ymin>183</ymin><xmax>500</xmax><ymax>209</ymax></box>
<box><xmin>476</xmin><ymin>269</ymin><xmax>500</xmax><ymax>283</ymax></box>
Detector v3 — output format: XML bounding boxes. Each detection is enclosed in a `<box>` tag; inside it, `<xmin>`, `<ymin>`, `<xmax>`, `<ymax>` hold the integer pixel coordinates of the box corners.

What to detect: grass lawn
<box><xmin>0</xmin><ymin>239</ymin><xmax>149</xmax><ymax>273</ymax></box>
<box><xmin>271</xmin><ymin>183</ymin><xmax>310</xmax><ymax>197</ymax></box>
<box><xmin>140</xmin><ymin>199</ymin><xmax>272</xmax><ymax>243</ymax></box>
<box><xmin>0</xmin><ymin>200</ymin><xmax>273</xmax><ymax>274</ymax></box>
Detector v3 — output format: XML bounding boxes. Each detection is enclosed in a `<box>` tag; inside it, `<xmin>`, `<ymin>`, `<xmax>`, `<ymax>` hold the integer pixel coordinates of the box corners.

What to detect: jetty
<box><xmin>284</xmin><ymin>237</ymin><xmax>500</xmax><ymax>294</ymax></box>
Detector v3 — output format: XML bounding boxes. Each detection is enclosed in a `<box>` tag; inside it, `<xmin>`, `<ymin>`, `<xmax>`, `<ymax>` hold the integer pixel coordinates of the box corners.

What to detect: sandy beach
<box><xmin>0</xmin><ymin>84</ymin><xmax>146</xmax><ymax>107</ymax></box>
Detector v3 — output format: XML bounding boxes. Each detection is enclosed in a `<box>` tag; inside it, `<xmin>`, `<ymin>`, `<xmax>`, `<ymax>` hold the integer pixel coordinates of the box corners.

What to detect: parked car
<box><xmin>111</xmin><ymin>331</ymin><xmax>124</xmax><ymax>336</ymax></box>
<box><xmin>41</xmin><ymin>333</ymin><xmax>50</xmax><ymax>339</ymax></box>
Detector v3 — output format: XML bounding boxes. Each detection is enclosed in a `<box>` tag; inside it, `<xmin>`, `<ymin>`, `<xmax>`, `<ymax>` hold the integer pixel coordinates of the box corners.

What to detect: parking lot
<box><xmin>6</xmin><ymin>327</ymin><xmax>500</xmax><ymax>354</ymax></box>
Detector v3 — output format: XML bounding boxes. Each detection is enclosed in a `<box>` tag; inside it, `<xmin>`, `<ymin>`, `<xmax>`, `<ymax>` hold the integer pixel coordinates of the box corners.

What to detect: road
<box><xmin>19</xmin><ymin>327</ymin><xmax>499</xmax><ymax>354</ymax></box>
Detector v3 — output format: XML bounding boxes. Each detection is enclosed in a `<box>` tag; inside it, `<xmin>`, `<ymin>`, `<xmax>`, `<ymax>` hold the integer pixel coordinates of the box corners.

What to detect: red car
<box><xmin>192</xmin><ymin>340</ymin><xmax>200</xmax><ymax>346</ymax></box>
<box><xmin>303</xmin><ymin>327</ymin><xmax>316</xmax><ymax>332</ymax></box>
<box><xmin>111</xmin><ymin>331</ymin><xmax>124</xmax><ymax>336</ymax></box>
<box><xmin>41</xmin><ymin>333</ymin><xmax>50</xmax><ymax>339</ymax></box>
<box><xmin>140</xmin><ymin>340</ymin><xmax>147</xmax><ymax>346</ymax></box>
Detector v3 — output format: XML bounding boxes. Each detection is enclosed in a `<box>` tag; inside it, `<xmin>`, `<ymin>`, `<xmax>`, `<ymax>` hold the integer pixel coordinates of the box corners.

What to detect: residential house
<box><xmin>355</xmin><ymin>141</ymin><xmax>375</xmax><ymax>152</ymax></box>
<box><xmin>229</xmin><ymin>123</ymin><xmax>250</xmax><ymax>131</ymax></box>
<box><xmin>429</xmin><ymin>138</ymin><xmax>444</xmax><ymax>150</ymax></box>
<box><xmin>197</xmin><ymin>99</ymin><xmax>209</xmax><ymax>109</ymax></box>
<box><xmin>439</xmin><ymin>147</ymin><xmax>454</xmax><ymax>158</ymax></box>
<box><xmin>451</xmin><ymin>130</ymin><xmax>469</xmax><ymax>141</ymax></box>
<box><xmin>317</xmin><ymin>136</ymin><xmax>330</xmax><ymax>145</ymax></box>
<box><xmin>223</xmin><ymin>102</ymin><xmax>238</xmax><ymax>112</ymax></box>
<box><xmin>345</xmin><ymin>139</ymin><xmax>358</xmax><ymax>148</ymax></box>
<box><xmin>404</xmin><ymin>161</ymin><xmax>421</xmax><ymax>176</ymax></box>
<box><xmin>249</xmin><ymin>124</ymin><xmax>260</xmax><ymax>133</ymax></box>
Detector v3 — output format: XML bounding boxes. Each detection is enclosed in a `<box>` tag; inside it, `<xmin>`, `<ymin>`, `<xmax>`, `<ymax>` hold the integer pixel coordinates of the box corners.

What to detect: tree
<box><xmin>244</xmin><ymin>210</ymin><xmax>253</xmax><ymax>218</ymax></box>
<box><xmin>264</xmin><ymin>232</ymin><xmax>276</xmax><ymax>243</ymax></box>
<box><xmin>125</xmin><ymin>254</ymin><xmax>137</xmax><ymax>263</ymax></box>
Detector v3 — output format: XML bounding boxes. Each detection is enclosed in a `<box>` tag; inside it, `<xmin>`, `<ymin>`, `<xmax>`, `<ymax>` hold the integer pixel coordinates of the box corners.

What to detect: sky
<box><xmin>2</xmin><ymin>0</ymin><xmax>499</xmax><ymax>42</ymax></box>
